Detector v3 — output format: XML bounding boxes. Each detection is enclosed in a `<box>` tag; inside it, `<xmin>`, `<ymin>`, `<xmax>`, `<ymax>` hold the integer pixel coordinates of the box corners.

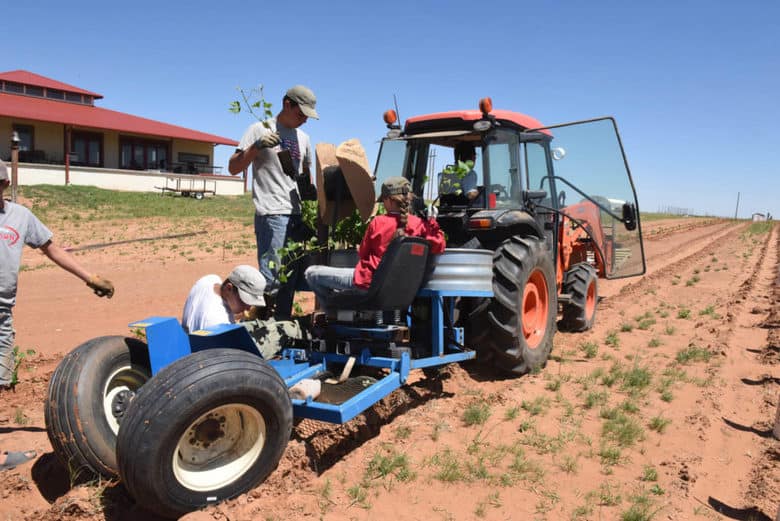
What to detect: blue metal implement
<box><xmin>130</xmin><ymin>284</ymin><xmax>493</xmax><ymax>424</ymax></box>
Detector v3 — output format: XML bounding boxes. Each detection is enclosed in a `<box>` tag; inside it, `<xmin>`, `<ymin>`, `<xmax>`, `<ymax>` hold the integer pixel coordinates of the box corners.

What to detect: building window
<box><xmin>46</xmin><ymin>89</ymin><xmax>65</xmax><ymax>100</ymax></box>
<box><xmin>65</xmin><ymin>92</ymin><xmax>82</xmax><ymax>103</ymax></box>
<box><xmin>70</xmin><ymin>131</ymin><xmax>102</xmax><ymax>167</ymax></box>
<box><xmin>120</xmin><ymin>138</ymin><xmax>169</xmax><ymax>170</ymax></box>
<box><xmin>176</xmin><ymin>152</ymin><xmax>209</xmax><ymax>174</ymax></box>
<box><xmin>4</xmin><ymin>82</ymin><xmax>23</xmax><ymax>94</ymax></box>
<box><xmin>25</xmin><ymin>85</ymin><xmax>43</xmax><ymax>97</ymax></box>
<box><xmin>12</xmin><ymin>125</ymin><xmax>34</xmax><ymax>152</ymax></box>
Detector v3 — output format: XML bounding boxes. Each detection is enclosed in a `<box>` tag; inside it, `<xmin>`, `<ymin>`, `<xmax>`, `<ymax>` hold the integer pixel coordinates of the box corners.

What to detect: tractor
<box><xmin>375</xmin><ymin>98</ymin><xmax>646</xmax><ymax>374</ymax></box>
<box><xmin>44</xmin><ymin>99</ymin><xmax>644</xmax><ymax>518</ymax></box>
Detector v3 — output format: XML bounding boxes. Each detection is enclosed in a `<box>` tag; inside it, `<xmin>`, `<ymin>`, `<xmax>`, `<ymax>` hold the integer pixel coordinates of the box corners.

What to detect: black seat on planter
<box><xmin>326</xmin><ymin>236</ymin><xmax>431</xmax><ymax>311</ymax></box>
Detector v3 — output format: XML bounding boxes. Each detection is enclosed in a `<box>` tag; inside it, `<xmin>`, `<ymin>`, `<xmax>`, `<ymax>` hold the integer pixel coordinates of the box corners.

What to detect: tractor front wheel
<box><xmin>560</xmin><ymin>263</ymin><xmax>598</xmax><ymax>332</ymax></box>
<box><xmin>116</xmin><ymin>349</ymin><xmax>292</xmax><ymax>519</ymax></box>
<box><xmin>469</xmin><ymin>236</ymin><xmax>557</xmax><ymax>375</ymax></box>
<box><xmin>45</xmin><ymin>336</ymin><xmax>151</xmax><ymax>479</ymax></box>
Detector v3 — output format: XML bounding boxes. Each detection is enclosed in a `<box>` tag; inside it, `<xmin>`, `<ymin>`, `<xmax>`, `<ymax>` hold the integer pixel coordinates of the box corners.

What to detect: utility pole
<box><xmin>10</xmin><ymin>131</ymin><xmax>20</xmax><ymax>203</ymax></box>
<box><xmin>734</xmin><ymin>192</ymin><xmax>740</xmax><ymax>220</ymax></box>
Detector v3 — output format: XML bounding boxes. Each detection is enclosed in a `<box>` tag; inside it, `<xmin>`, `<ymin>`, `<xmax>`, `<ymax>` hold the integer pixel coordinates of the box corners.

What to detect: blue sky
<box><xmin>5</xmin><ymin>0</ymin><xmax>778</xmax><ymax>218</ymax></box>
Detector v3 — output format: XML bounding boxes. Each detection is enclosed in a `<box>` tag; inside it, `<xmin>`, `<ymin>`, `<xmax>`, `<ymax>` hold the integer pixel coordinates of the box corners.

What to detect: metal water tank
<box><xmin>422</xmin><ymin>248</ymin><xmax>493</xmax><ymax>293</ymax></box>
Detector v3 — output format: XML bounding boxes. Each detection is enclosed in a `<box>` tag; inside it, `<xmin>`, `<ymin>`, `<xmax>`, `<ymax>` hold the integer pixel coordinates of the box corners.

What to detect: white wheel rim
<box><xmin>103</xmin><ymin>365</ymin><xmax>149</xmax><ymax>434</ymax></box>
<box><xmin>173</xmin><ymin>404</ymin><xmax>266</xmax><ymax>491</ymax></box>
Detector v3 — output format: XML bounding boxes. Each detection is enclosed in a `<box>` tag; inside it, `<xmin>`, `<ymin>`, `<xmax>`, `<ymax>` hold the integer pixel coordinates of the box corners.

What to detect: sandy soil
<box><xmin>1</xmin><ymin>215</ymin><xmax>778</xmax><ymax>521</ymax></box>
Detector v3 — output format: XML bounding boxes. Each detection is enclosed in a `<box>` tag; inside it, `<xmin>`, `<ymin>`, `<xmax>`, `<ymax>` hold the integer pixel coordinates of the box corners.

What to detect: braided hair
<box><xmin>391</xmin><ymin>192</ymin><xmax>412</xmax><ymax>239</ymax></box>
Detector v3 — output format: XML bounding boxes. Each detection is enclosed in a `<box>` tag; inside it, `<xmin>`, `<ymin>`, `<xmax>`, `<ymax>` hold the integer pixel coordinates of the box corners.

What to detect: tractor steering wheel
<box><xmin>489</xmin><ymin>184</ymin><xmax>509</xmax><ymax>199</ymax></box>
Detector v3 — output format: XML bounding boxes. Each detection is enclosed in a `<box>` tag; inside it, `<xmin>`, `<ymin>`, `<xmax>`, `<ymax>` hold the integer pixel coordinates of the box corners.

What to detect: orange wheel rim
<box><xmin>522</xmin><ymin>269</ymin><xmax>549</xmax><ymax>350</ymax></box>
<box><xmin>585</xmin><ymin>280</ymin><xmax>596</xmax><ymax>320</ymax></box>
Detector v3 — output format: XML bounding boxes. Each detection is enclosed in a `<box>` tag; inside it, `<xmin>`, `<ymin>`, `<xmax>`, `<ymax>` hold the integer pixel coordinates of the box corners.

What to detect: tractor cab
<box><xmin>374</xmin><ymin>99</ymin><xmax>646</xmax><ymax>280</ymax></box>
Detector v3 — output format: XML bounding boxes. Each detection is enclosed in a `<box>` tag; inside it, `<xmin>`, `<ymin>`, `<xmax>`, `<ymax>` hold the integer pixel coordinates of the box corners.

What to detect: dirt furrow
<box><xmin>551</xmin><ymin>221</ymin><xmax>776</xmax><ymax>519</ymax></box>
<box><xmin>600</xmin><ymin>220</ymin><xmax>742</xmax><ymax>299</ymax></box>
<box><xmin>742</xmin><ymin>226</ymin><xmax>780</xmax><ymax>518</ymax></box>
<box><xmin>685</xmin><ymin>223</ymin><xmax>777</xmax><ymax>518</ymax></box>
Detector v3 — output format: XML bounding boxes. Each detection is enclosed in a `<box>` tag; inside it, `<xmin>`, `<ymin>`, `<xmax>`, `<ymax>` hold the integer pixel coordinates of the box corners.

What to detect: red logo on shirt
<box><xmin>0</xmin><ymin>225</ymin><xmax>20</xmax><ymax>246</ymax></box>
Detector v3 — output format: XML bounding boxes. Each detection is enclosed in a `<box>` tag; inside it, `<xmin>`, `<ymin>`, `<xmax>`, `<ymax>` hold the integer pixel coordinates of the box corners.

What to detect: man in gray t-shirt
<box><xmin>228</xmin><ymin>85</ymin><xmax>318</xmax><ymax>319</ymax></box>
<box><xmin>0</xmin><ymin>160</ymin><xmax>114</xmax><ymax>388</ymax></box>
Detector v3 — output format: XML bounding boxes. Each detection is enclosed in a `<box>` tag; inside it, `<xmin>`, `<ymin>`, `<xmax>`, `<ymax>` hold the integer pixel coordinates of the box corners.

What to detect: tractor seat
<box><xmin>326</xmin><ymin>236</ymin><xmax>431</xmax><ymax>312</ymax></box>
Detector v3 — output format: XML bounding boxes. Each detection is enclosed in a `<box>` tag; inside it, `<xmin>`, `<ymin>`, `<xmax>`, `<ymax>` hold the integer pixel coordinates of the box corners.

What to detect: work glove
<box><xmin>253</xmin><ymin>132</ymin><xmax>281</xmax><ymax>150</ymax></box>
<box><xmin>239</xmin><ymin>305</ymin><xmax>261</xmax><ymax>322</ymax></box>
<box><xmin>426</xmin><ymin>203</ymin><xmax>439</xmax><ymax>219</ymax></box>
<box><xmin>87</xmin><ymin>275</ymin><xmax>114</xmax><ymax>298</ymax></box>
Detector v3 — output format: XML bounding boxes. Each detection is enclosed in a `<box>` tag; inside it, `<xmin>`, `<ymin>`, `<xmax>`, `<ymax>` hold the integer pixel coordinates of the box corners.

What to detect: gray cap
<box><xmin>0</xmin><ymin>160</ymin><xmax>8</xmax><ymax>182</ymax></box>
<box><xmin>228</xmin><ymin>265</ymin><xmax>266</xmax><ymax>306</ymax></box>
<box><xmin>286</xmin><ymin>85</ymin><xmax>319</xmax><ymax>119</ymax></box>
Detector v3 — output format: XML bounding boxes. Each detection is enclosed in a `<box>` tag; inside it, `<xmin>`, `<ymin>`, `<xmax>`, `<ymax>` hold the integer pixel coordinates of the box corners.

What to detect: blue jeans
<box><xmin>304</xmin><ymin>266</ymin><xmax>359</xmax><ymax>305</ymax></box>
<box><xmin>255</xmin><ymin>214</ymin><xmax>306</xmax><ymax>319</ymax></box>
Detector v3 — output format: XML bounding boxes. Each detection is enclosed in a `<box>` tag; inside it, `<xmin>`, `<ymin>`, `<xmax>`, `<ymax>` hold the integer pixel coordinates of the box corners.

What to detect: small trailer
<box><xmin>155</xmin><ymin>174</ymin><xmax>217</xmax><ymax>199</ymax></box>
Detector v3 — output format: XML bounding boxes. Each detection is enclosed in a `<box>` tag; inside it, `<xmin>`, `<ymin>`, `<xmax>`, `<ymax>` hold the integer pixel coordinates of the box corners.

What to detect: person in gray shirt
<box><xmin>228</xmin><ymin>85</ymin><xmax>318</xmax><ymax>320</ymax></box>
<box><xmin>0</xmin><ymin>160</ymin><xmax>114</xmax><ymax>389</ymax></box>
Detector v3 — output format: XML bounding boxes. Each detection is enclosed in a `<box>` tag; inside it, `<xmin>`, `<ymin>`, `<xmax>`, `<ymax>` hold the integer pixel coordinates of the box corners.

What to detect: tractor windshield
<box><xmin>374</xmin><ymin>135</ymin><xmax>484</xmax><ymax>203</ymax></box>
<box><xmin>374</xmin><ymin>132</ymin><xmax>508</xmax><ymax>205</ymax></box>
<box><xmin>533</xmin><ymin>117</ymin><xmax>646</xmax><ymax>279</ymax></box>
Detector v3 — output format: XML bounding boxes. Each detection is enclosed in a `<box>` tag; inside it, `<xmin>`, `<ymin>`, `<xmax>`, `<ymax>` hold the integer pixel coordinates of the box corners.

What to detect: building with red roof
<box><xmin>0</xmin><ymin>70</ymin><xmax>242</xmax><ymax>195</ymax></box>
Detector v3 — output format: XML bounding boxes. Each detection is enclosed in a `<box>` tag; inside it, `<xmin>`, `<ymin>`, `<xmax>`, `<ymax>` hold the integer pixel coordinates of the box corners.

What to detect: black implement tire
<box><xmin>468</xmin><ymin>236</ymin><xmax>557</xmax><ymax>375</ymax></box>
<box><xmin>560</xmin><ymin>263</ymin><xmax>598</xmax><ymax>332</ymax></box>
<box><xmin>45</xmin><ymin>336</ymin><xmax>151</xmax><ymax>479</ymax></box>
<box><xmin>117</xmin><ymin>349</ymin><xmax>292</xmax><ymax>519</ymax></box>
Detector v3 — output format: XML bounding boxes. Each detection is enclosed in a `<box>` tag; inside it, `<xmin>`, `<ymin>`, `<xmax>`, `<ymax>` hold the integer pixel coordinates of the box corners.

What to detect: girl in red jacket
<box><xmin>304</xmin><ymin>176</ymin><xmax>445</xmax><ymax>304</ymax></box>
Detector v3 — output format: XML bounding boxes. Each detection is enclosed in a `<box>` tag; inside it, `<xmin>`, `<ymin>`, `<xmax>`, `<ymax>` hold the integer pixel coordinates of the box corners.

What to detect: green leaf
<box><xmin>229</xmin><ymin>101</ymin><xmax>241</xmax><ymax>114</ymax></box>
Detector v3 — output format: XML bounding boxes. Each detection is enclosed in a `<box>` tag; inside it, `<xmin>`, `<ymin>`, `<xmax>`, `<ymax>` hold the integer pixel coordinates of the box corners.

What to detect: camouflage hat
<box><xmin>377</xmin><ymin>176</ymin><xmax>411</xmax><ymax>202</ymax></box>
<box><xmin>286</xmin><ymin>85</ymin><xmax>319</xmax><ymax>119</ymax></box>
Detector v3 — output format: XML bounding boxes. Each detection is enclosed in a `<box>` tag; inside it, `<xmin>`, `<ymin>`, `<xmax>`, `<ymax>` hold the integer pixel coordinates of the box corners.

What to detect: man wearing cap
<box><xmin>181</xmin><ymin>265</ymin><xmax>266</xmax><ymax>333</ymax></box>
<box><xmin>228</xmin><ymin>85</ymin><xmax>318</xmax><ymax>320</ymax></box>
<box><xmin>0</xmin><ymin>160</ymin><xmax>114</xmax><ymax>390</ymax></box>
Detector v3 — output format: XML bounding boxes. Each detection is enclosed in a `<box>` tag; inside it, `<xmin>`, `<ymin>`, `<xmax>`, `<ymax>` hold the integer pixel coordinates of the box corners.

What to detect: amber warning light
<box><xmin>383</xmin><ymin>109</ymin><xmax>398</xmax><ymax>126</ymax></box>
<box><xmin>469</xmin><ymin>217</ymin><xmax>494</xmax><ymax>230</ymax></box>
<box><xmin>479</xmin><ymin>97</ymin><xmax>493</xmax><ymax>114</ymax></box>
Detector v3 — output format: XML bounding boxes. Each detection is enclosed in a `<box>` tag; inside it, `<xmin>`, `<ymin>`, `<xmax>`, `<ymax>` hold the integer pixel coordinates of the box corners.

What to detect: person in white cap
<box><xmin>0</xmin><ymin>160</ymin><xmax>114</xmax><ymax>390</ymax></box>
<box><xmin>181</xmin><ymin>264</ymin><xmax>266</xmax><ymax>333</ymax></box>
<box><xmin>228</xmin><ymin>85</ymin><xmax>318</xmax><ymax>321</ymax></box>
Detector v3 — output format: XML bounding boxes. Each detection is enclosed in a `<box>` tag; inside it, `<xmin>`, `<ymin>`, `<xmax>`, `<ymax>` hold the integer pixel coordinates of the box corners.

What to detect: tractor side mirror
<box><xmin>518</xmin><ymin>132</ymin><xmax>547</xmax><ymax>143</ymax></box>
<box><xmin>622</xmin><ymin>202</ymin><xmax>637</xmax><ymax>231</ymax></box>
<box><xmin>523</xmin><ymin>190</ymin><xmax>547</xmax><ymax>202</ymax></box>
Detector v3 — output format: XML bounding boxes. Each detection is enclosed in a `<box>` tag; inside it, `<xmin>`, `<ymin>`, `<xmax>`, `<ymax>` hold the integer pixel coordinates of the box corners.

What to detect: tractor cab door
<box><xmin>529</xmin><ymin>117</ymin><xmax>646</xmax><ymax>279</ymax></box>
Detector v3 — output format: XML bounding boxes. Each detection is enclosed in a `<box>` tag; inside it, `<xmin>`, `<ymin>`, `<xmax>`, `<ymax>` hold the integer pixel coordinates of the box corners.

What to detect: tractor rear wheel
<box><xmin>45</xmin><ymin>336</ymin><xmax>151</xmax><ymax>479</ymax></box>
<box><xmin>117</xmin><ymin>348</ymin><xmax>292</xmax><ymax>519</ymax></box>
<box><xmin>560</xmin><ymin>263</ymin><xmax>598</xmax><ymax>332</ymax></box>
<box><xmin>469</xmin><ymin>236</ymin><xmax>557</xmax><ymax>375</ymax></box>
